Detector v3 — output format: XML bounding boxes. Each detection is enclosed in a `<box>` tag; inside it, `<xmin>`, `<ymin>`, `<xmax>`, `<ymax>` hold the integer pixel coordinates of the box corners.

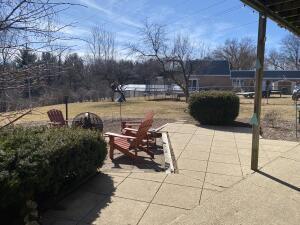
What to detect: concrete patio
<box><xmin>42</xmin><ymin>122</ymin><xmax>300</xmax><ymax>225</ymax></box>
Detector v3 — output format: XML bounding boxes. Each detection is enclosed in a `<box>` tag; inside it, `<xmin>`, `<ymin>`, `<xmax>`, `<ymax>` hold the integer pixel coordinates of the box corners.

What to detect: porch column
<box><xmin>251</xmin><ymin>13</ymin><xmax>267</xmax><ymax>171</ymax></box>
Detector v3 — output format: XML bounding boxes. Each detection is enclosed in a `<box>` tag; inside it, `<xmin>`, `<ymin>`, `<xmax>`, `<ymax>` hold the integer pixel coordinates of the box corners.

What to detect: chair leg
<box><xmin>109</xmin><ymin>144</ymin><xmax>114</xmax><ymax>160</ymax></box>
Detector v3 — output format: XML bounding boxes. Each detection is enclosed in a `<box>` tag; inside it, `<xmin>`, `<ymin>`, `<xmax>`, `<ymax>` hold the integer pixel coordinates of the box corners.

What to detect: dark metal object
<box><xmin>296</xmin><ymin>102</ymin><xmax>298</xmax><ymax>138</ymax></box>
<box><xmin>72</xmin><ymin>112</ymin><xmax>103</xmax><ymax>132</ymax></box>
<box><xmin>64</xmin><ymin>95</ymin><xmax>69</xmax><ymax>122</ymax></box>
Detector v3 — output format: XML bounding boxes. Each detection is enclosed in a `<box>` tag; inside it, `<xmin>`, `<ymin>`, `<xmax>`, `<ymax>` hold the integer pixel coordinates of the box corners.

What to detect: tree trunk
<box><xmin>184</xmin><ymin>89</ymin><xmax>189</xmax><ymax>103</ymax></box>
<box><xmin>110</xmin><ymin>90</ymin><xmax>115</xmax><ymax>102</ymax></box>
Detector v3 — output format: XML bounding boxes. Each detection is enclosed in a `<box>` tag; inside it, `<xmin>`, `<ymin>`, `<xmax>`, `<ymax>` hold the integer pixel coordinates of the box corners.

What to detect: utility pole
<box><xmin>27</xmin><ymin>76</ymin><xmax>32</xmax><ymax>108</ymax></box>
<box><xmin>25</xmin><ymin>43</ymin><xmax>32</xmax><ymax>108</ymax></box>
<box><xmin>251</xmin><ymin>13</ymin><xmax>267</xmax><ymax>171</ymax></box>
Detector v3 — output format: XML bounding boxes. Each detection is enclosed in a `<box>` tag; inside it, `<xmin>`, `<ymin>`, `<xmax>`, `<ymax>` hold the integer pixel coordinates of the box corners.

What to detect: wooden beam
<box><xmin>291</xmin><ymin>20</ymin><xmax>300</xmax><ymax>26</ymax></box>
<box><xmin>269</xmin><ymin>1</ymin><xmax>300</xmax><ymax>12</ymax></box>
<box><xmin>266</xmin><ymin>0</ymin><xmax>295</xmax><ymax>7</ymax></box>
<box><xmin>251</xmin><ymin>13</ymin><xmax>267</xmax><ymax>171</ymax></box>
<box><xmin>278</xmin><ymin>9</ymin><xmax>300</xmax><ymax>18</ymax></box>
<box><xmin>241</xmin><ymin>0</ymin><xmax>300</xmax><ymax>35</ymax></box>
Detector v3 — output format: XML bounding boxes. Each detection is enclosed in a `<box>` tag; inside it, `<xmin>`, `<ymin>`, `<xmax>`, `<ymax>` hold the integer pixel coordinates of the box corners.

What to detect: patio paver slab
<box><xmin>177</xmin><ymin>158</ymin><xmax>207</xmax><ymax>172</ymax></box>
<box><xmin>115</xmin><ymin>177</ymin><xmax>161</xmax><ymax>202</ymax></box>
<box><xmin>207</xmin><ymin>161</ymin><xmax>243</xmax><ymax>177</ymax></box>
<box><xmin>164</xmin><ymin>170</ymin><xmax>205</xmax><ymax>188</ymax></box>
<box><xmin>152</xmin><ymin>183</ymin><xmax>202</xmax><ymax>209</ymax></box>
<box><xmin>82</xmin><ymin>196</ymin><xmax>148</xmax><ymax>225</ymax></box>
<box><xmin>138</xmin><ymin>204</ymin><xmax>188</xmax><ymax>225</ymax></box>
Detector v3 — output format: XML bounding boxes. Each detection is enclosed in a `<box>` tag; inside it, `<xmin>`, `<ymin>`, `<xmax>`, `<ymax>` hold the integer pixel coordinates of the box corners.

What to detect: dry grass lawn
<box><xmin>239</xmin><ymin>95</ymin><xmax>296</xmax><ymax>121</ymax></box>
<box><xmin>0</xmin><ymin>95</ymin><xmax>296</xmax><ymax>126</ymax></box>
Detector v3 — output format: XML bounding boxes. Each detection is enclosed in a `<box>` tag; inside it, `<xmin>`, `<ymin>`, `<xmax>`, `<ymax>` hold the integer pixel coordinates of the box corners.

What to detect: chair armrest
<box><xmin>123</xmin><ymin>128</ymin><xmax>138</xmax><ymax>132</ymax></box>
<box><xmin>104</xmin><ymin>132</ymin><xmax>136</xmax><ymax>139</ymax></box>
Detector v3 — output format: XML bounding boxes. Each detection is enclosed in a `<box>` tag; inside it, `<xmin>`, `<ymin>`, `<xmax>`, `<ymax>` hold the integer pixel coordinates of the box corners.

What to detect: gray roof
<box><xmin>231</xmin><ymin>70</ymin><xmax>300</xmax><ymax>79</ymax></box>
<box><xmin>192</xmin><ymin>60</ymin><xmax>230</xmax><ymax>75</ymax></box>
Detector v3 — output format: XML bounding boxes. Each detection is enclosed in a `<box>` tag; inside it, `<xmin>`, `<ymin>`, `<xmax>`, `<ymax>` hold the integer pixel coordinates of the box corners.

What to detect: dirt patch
<box><xmin>260</xmin><ymin>120</ymin><xmax>300</xmax><ymax>142</ymax></box>
<box><xmin>102</xmin><ymin>117</ymin><xmax>176</xmax><ymax>133</ymax></box>
<box><xmin>237</xmin><ymin>118</ymin><xmax>299</xmax><ymax>142</ymax></box>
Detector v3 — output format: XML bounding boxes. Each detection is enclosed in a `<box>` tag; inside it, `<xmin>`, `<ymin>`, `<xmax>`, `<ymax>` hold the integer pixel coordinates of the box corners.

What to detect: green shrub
<box><xmin>0</xmin><ymin>127</ymin><xmax>107</xmax><ymax>224</ymax></box>
<box><xmin>189</xmin><ymin>91</ymin><xmax>240</xmax><ymax>125</ymax></box>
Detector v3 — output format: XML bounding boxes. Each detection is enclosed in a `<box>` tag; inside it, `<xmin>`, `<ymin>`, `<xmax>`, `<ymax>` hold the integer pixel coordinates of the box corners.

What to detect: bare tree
<box><xmin>0</xmin><ymin>0</ymin><xmax>81</xmax><ymax>53</ymax></box>
<box><xmin>0</xmin><ymin>30</ymin><xmax>17</xmax><ymax>70</ymax></box>
<box><xmin>87</xmin><ymin>26</ymin><xmax>116</xmax><ymax>62</ymax></box>
<box><xmin>128</xmin><ymin>21</ymin><xmax>200</xmax><ymax>102</ymax></box>
<box><xmin>266</xmin><ymin>49</ymin><xmax>286</xmax><ymax>70</ymax></box>
<box><xmin>170</xmin><ymin>34</ymin><xmax>195</xmax><ymax>100</ymax></box>
<box><xmin>0</xmin><ymin>0</ymin><xmax>81</xmax><ymax>114</ymax></box>
<box><xmin>281</xmin><ymin>34</ymin><xmax>300</xmax><ymax>70</ymax></box>
<box><xmin>213</xmin><ymin>38</ymin><xmax>256</xmax><ymax>70</ymax></box>
<box><xmin>86</xmin><ymin>25</ymin><xmax>117</xmax><ymax>101</ymax></box>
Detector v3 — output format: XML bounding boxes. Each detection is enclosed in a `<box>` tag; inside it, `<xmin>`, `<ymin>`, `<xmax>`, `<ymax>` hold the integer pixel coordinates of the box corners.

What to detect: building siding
<box><xmin>197</xmin><ymin>76</ymin><xmax>232</xmax><ymax>89</ymax></box>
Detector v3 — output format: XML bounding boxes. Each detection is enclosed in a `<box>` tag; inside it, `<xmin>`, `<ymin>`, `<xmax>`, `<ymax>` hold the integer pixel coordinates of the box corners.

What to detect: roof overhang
<box><xmin>241</xmin><ymin>0</ymin><xmax>300</xmax><ymax>36</ymax></box>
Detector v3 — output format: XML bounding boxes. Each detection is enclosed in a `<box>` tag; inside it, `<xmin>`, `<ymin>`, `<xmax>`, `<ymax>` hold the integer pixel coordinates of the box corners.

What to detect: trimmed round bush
<box><xmin>189</xmin><ymin>91</ymin><xmax>240</xmax><ymax>125</ymax></box>
<box><xmin>0</xmin><ymin>127</ymin><xmax>107</xmax><ymax>224</ymax></box>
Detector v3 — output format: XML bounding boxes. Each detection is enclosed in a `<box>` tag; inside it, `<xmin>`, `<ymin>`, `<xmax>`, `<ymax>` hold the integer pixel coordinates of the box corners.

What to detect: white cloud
<box><xmin>78</xmin><ymin>0</ymin><xmax>142</xmax><ymax>28</ymax></box>
<box><xmin>62</xmin><ymin>26</ymin><xmax>89</xmax><ymax>36</ymax></box>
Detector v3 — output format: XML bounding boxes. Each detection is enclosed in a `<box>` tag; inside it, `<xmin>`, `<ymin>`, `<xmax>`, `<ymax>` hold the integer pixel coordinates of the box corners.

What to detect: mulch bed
<box><xmin>102</xmin><ymin>117</ymin><xmax>176</xmax><ymax>133</ymax></box>
<box><xmin>260</xmin><ymin>120</ymin><xmax>300</xmax><ymax>142</ymax></box>
<box><xmin>18</xmin><ymin>117</ymin><xmax>300</xmax><ymax>142</ymax></box>
<box><xmin>238</xmin><ymin>118</ymin><xmax>300</xmax><ymax>142</ymax></box>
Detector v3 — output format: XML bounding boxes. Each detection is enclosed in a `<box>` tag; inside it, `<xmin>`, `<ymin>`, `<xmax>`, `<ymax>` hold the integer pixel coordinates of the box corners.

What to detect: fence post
<box><xmin>64</xmin><ymin>95</ymin><xmax>69</xmax><ymax>123</ymax></box>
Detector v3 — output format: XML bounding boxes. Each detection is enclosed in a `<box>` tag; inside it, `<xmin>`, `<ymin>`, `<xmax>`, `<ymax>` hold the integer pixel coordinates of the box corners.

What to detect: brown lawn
<box><xmin>0</xmin><ymin>95</ymin><xmax>296</xmax><ymax>126</ymax></box>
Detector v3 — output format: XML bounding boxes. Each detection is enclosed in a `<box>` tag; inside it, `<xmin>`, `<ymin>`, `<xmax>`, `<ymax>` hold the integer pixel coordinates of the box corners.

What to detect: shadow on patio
<box><xmin>41</xmin><ymin>173</ymin><xmax>115</xmax><ymax>225</ymax></box>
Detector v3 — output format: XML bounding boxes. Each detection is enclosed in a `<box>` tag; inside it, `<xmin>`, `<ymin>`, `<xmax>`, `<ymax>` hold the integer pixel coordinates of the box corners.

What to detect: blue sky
<box><xmin>60</xmin><ymin>0</ymin><xmax>292</xmax><ymax>57</ymax></box>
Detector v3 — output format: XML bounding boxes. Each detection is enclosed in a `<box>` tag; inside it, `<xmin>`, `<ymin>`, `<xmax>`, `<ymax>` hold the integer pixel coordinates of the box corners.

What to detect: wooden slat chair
<box><xmin>121</xmin><ymin>111</ymin><xmax>158</xmax><ymax>146</ymax></box>
<box><xmin>105</xmin><ymin>118</ymin><xmax>154</xmax><ymax>160</ymax></box>
<box><xmin>47</xmin><ymin>109</ymin><xmax>67</xmax><ymax>127</ymax></box>
<box><xmin>121</xmin><ymin>111</ymin><xmax>154</xmax><ymax>129</ymax></box>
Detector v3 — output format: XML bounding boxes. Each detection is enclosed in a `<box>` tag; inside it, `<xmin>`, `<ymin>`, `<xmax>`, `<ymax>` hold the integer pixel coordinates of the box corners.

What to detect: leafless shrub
<box><xmin>264</xmin><ymin>110</ymin><xmax>282</xmax><ymax>128</ymax></box>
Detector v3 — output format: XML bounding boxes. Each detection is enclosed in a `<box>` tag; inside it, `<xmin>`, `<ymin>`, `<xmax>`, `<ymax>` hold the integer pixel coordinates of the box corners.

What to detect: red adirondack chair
<box><xmin>105</xmin><ymin>118</ymin><xmax>154</xmax><ymax>160</ymax></box>
<box><xmin>121</xmin><ymin>111</ymin><xmax>156</xmax><ymax>145</ymax></box>
<box><xmin>47</xmin><ymin>109</ymin><xmax>67</xmax><ymax>127</ymax></box>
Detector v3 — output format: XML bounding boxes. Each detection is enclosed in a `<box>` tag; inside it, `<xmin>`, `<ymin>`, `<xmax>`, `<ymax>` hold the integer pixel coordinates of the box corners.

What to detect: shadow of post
<box><xmin>256</xmin><ymin>170</ymin><xmax>300</xmax><ymax>192</ymax></box>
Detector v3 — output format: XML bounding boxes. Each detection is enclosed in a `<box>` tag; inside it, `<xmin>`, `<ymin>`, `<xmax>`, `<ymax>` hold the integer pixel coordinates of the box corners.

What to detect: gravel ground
<box><xmin>17</xmin><ymin>117</ymin><xmax>300</xmax><ymax>142</ymax></box>
<box><xmin>260</xmin><ymin>120</ymin><xmax>300</xmax><ymax>142</ymax></box>
<box><xmin>102</xmin><ymin>117</ymin><xmax>176</xmax><ymax>133</ymax></box>
<box><xmin>237</xmin><ymin>118</ymin><xmax>300</xmax><ymax>142</ymax></box>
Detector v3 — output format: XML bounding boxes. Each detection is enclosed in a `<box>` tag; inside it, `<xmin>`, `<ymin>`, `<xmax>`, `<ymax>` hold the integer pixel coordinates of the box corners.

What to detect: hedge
<box><xmin>0</xmin><ymin>127</ymin><xmax>107</xmax><ymax>225</ymax></box>
<box><xmin>189</xmin><ymin>91</ymin><xmax>240</xmax><ymax>125</ymax></box>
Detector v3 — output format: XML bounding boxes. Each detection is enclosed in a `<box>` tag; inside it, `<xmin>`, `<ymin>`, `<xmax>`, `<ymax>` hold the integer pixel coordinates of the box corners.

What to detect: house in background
<box><xmin>125</xmin><ymin>60</ymin><xmax>300</xmax><ymax>96</ymax></box>
<box><xmin>231</xmin><ymin>70</ymin><xmax>300</xmax><ymax>94</ymax></box>
<box><xmin>189</xmin><ymin>60</ymin><xmax>231</xmax><ymax>90</ymax></box>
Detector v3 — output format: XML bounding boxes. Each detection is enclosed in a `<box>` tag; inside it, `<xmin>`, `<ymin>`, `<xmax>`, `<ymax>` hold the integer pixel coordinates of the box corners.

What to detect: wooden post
<box><xmin>64</xmin><ymin>96</ymin><xmax>69</xmax><ymax>122</ymax></box>
<box><xmin>251</xmin><ymin>13</ymin><xmax>267</xmax><ymax>171</ymax></box>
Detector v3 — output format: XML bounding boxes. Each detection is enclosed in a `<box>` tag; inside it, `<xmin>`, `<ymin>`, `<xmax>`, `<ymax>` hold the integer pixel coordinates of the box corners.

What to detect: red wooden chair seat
<box><xmin>114</xmin><ymin>137</ymin><xmax>131</xmax><ymax>149</ymax></box>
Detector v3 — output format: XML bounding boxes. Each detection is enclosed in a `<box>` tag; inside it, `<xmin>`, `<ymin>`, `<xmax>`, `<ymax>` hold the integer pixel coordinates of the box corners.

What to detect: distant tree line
<box><xmin>0</xmin><ymin>1</ymin><xmax>299</xmax><ymax>111</ymax></box>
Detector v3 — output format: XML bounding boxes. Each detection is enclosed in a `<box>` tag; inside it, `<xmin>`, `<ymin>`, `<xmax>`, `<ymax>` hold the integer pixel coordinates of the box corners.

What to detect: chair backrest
<box><xmin>130</xmin><ymin>118</ymin><xmax>153</xmax><ymax>148</ymax></box>
<box><xmin>47</xmin><ymin>109</ymin><xmax>66</xmax><ymax>125</ymax></box>
<box><xmin>143</xmin><ymin>110</ymin><xmax>154</xmax><ymax>122</ymax></box>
